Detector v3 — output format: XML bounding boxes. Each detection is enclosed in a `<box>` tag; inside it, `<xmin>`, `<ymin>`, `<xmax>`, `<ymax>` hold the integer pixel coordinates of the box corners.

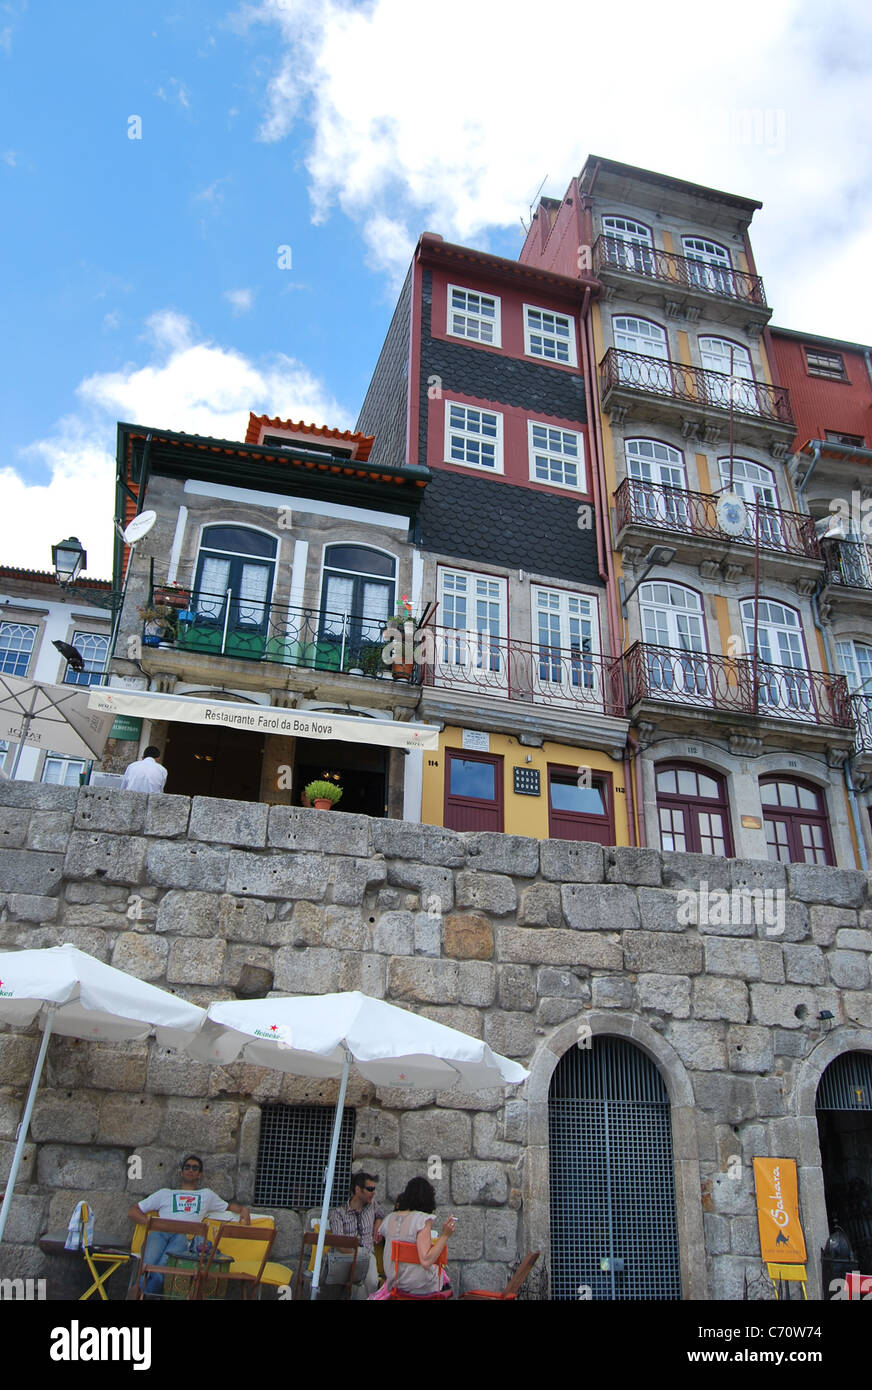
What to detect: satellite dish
<box><xmin>53</xmin><ymin>640</ymin><xmax>85</xmax><ymax>673</ymax></box>
<box><xmin>123</xmin><ymin>511</ymin><xmax>157</xmax><ymax>545</ymax></box>
<box><xmin>716</xmin><ymin>492</ymin><xmax>749</xmax><ymax>537</ymax></box>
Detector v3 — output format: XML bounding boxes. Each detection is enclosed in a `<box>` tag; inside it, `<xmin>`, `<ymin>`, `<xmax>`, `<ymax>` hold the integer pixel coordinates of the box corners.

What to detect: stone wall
<box><xmin>1</xmin><ymin>780</ymin><xmax>871</xmax><ymax>1298</ymax></box>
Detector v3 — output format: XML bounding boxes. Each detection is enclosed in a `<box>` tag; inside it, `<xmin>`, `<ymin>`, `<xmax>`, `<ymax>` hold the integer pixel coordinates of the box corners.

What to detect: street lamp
<box><xmin>51</xmin><ymin>536</ymin><xmax>87</xmax><ymax>587</ymax></box>
<box><xmin>619</xmin><ymin>545</ymin><xmax>677</xmax><ymax>616</ymax></box>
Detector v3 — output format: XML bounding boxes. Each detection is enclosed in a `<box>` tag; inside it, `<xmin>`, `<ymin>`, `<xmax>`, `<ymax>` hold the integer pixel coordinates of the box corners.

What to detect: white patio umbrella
<box><xmin>187</xmin><ymin>991</ymin><xmax>529</xmax><ymax>1298</ymax></box>
<box><xmin>0</xmin><ymin>944</ymin><xmax>206</xmax><ymax>1244</ymax></box>
<box><xmin>0</xmin><ymin>672</ymin><xmax>116</xmax><ymax>777</ymax></box>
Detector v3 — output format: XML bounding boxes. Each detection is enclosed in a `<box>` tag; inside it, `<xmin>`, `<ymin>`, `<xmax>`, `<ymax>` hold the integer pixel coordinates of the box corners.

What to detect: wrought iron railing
<box><xmin>624</xmin><ymin>642</ymin><xmax>852</xmax><ymax>727</ymax></box>
<box><xmin>851</xmin><ymin>693</ymin><xmax>872</xmax><ymax>753</ymax></box>
<box><xmin>823</xmin><ymin>539</ymin><xmax>872</xmax><ymax>590</ymax></box>
<box><xmin>142</xmin><ymin>589</ymin><xmax>401</xmax><ymax>679</ymax></box>
<box><xmin>593</xmin><ymin>236</ymin><xmax>767</xmax><ymax>307</ymax></box>
<box><xmin>419</xmin><ymin>625</ymin><xmax>626</xmax><ymax>716</ymax></box>
<box><xmin>600</xmin><ymin>349</ymin><xmax>794</xmax><ymax>428</ymax></box>
<box><xmin>614</xmin><ymin>479</ymin><xmax>820</xmax><ymax>560</ymax></box>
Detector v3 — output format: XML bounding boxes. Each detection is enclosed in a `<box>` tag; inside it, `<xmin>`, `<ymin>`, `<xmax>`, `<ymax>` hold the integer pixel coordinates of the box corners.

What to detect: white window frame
<box><xmin>0</xmin><ymin>621</ymin><xmax>38</xmax><ymax>678</ymax></box>
<box><xmin>602</xmin><ymin>216</ymin><xmax>655</xmax><ymax>274</ymax></box>
<box><xmin>434</xmin><ymin>567</ymin><xmax>508</xmax><ymax>692</ymax></box>
<box><xmin>523</xmin><ymin>305</ymin><xmax>577</xmax><ymax>367</ymax></box>
<box><xmin>446</xmin><ymin>284</ymin><xmax>501</xmax><ymax>347</ymax></box>
<box><xmin>63</xmin><ymin>630</ymin><xmax>110</xmax><ymax>687</ymax></box>
<box><xmin>444</xmin><ymin>401</ymin><xmax>504</xmax><ymax>474</ymax></box>
<box><xmin>527</xmin><ymin>420</ymin><xmax>586</xmax><ymax>492</ymax></box>
<box><xmin>531</xmin><ymin>586</ymin><xmax>601</xmax><ymax>709</ymax></box>
<box><xmin>41</xmin><ymin>753</ymin><xmax>87</xmax><ymax>786</ymax></box>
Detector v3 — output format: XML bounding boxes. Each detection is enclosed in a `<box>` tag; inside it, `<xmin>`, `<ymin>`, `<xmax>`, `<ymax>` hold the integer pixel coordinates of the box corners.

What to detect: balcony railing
<box><xmin>142</xmin><ymin>590</ymin><xmax>400</xmax><ymax>679</ymax></box>
<box><xmin>624</xmin><ymin>642</ymin><xmax>852</xmax><ymax>727</ymax></box>
<box><xmin>420</xmin><ymin>625</ymin><xmax>625</xmax><ymax>716</ymax></box>
<box><xmin>600</xmin><ymin>349</ymin><xmax>794</xmax><ymax>428</ymax></box>
<box><xmin>593</xmin><ymin>236</ymin><xmax>768</xmax><ymax>307</ymax></box>
<box><xmin>614</xmin><ymin>479</ymin><xmax>820</xmax><ymax>560</ymax></box>
<box><xmin>851</xmin><ymin>693</ymin><xmax>872</xmax><ymax>753</ymax></box>
<box><xmin>823</xmin><ymin>539</ymin><xmax>872</xmax><ymax>590</ymax></box>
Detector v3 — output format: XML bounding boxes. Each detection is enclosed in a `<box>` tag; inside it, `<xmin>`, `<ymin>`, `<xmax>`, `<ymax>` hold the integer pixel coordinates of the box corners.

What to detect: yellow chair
<box><xmin>204</xmin><ymin>1215</ymin><xmax>294</xmax><ymax>1296</ymax></box>
<box><xmin>79</xmin><ymin>1202</ymin><xmax>135</xmax><ymax>1302</ymax></box>
<box><xmin>766</xmin><ymin>1262</ymin><xmax>808</xmax><ymax>1300</ymax></box>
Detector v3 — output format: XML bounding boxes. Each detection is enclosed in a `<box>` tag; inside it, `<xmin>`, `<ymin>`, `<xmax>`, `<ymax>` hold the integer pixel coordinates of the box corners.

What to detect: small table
<box><xmin>166</xmin><ymin>1252</ymin><xmax>233</xmax><ymax>1300</ymax></box>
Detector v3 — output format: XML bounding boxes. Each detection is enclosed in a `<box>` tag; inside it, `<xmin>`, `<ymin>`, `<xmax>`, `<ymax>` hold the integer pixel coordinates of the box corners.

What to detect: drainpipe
<box><xmin>626</xmin><ymin>728</ymin><xmax>645</xmax><ymax>848</ymax></box>
<box><xmin>796</xmin><ymin>440</ymin><xmax>822</xmax><ymax>499</ymax></box>
<box><xmin>864</xmin><ymin>350</ymin><xmax>872</xmax><ymax>391</ymax></box>
<box><xmin>811</xmin><ymin>590</ymin><xmax>868</xmax><ymax>870</ymax></box>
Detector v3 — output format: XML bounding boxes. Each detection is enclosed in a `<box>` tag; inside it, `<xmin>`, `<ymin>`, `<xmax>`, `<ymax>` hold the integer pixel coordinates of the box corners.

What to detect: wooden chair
<box><xmin>78</xmin><ymin>1201</ymin><xmax>135</xmax><ymax>1302</ymax></box>
<box><xmin>388</xmin><ymin>1239</ymin><xmax>452</xmax><ymax>1300</ymax></box>
<box><xmin>203</xmin><ymin>1215</ymin><xmax>293</xmax><ymax>1295</ymax></box>
<box><xmin>199</xmin><ymin>1222</ymin><xmax>276</xmax><ymax>1299</ymax></box>
<box><xmin>293</xmin><ymin>1231</ymin><xmax>360</xmax><ymax>1300</ymax></box>
<box><xmin>459</xmin><ymin>1251</ymin><xmax>541</xmax><ymax>1300</ymax></box>
<box><xmin>132</xmin><ymin>1216</ymin><xmax>211</xmax><ymax>1301</ymax></box>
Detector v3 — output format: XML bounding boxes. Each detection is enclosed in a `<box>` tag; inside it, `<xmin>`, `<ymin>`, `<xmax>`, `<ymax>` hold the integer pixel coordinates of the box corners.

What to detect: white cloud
<box><xmin>224</xmin><ymin>287</ymin><xmax>254</xmax><ymax>314</ymax></box>
<box><xmin>240</xmin><ymin>0</ymin><xmax>872</xmax><ymax>334</ymax></box>
<box><xmin>2</xmin><ymin>150</ymin><xmax>17</xmax><ymax>167</ymax></box>
<box><xmin>155</xmin><ymin>76</ymin><xmax>190</xmax><ymax>108</ymax></box>
<box><xmin>102</xmin><ymin>310</ymin><xmax>121</xmax><ymax>331</ymax></box>
<box><xmin>0</xmin><ymin>312</ymin><xmax>352</xmax><ymax>577</ymax></box>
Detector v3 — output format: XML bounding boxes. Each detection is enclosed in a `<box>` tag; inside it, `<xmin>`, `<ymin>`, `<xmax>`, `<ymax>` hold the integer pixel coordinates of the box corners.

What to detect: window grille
<box><xmin>816</xmin><ymin>1052</ymin><xmax>872</xmax><ymax>1111</ymax></box>
<box><xmin>254</xmin><ymin>1104</ymin><xmax>355</xmax><ymax>1209</ymax></box>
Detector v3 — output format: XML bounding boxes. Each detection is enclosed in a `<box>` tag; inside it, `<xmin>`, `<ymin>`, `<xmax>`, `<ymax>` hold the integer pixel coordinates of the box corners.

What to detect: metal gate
<box><xmin>816</xmin><ymin>1050</ymin><xmax>872</xmax><ymax>1269</ymax></box>
<box><xmin>549</xmin><ymin>1036</ymin><xmax>681</xmax><ymax>1300</ymax></box>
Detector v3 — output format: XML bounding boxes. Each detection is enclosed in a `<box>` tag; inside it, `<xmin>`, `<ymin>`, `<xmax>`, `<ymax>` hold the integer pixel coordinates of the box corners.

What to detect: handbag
<box><xmin>367</xmin><ymin>1277</ymin><xmax>395</xmax><ymax>1300</ymax></box>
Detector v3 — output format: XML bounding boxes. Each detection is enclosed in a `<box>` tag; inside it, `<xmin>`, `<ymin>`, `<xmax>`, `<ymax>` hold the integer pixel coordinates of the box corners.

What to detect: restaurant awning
<box><xmin>0</xmin><ymin>673</ymin><xmax>116</xmax><ymax>762</ymax></box>
<box><xmin>87</xmin><ymin>686</ymin><xmax>440</xmax><ymax>751</ymax></box>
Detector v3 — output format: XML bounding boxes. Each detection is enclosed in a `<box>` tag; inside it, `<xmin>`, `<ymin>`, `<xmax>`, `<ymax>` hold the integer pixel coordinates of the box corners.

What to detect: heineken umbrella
<box><xmin>0</xmin><ymin>672</ymin><xmax>115</xmax><ymax>776</ymax></box>
<box><xmin>188</xmin><ymin>991</ymin><xmax>529</xmax><ymax>1298</ymax></box>
<box><xmin>0</xmin><ymin>945</ymin><xmax>205</xmax><ymax>1243</ymax></box>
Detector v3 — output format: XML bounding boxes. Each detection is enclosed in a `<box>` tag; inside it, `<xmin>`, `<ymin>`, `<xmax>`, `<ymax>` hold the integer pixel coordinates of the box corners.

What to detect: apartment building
<box><xmin>520</xmin><ymin>157</ymin><xmax>856</xmax><ymax>867</ymax></box>
<box><xmin>357</xmin><ymin>234</ymin><xmax>631</xmax><ymax>843</ymax></box>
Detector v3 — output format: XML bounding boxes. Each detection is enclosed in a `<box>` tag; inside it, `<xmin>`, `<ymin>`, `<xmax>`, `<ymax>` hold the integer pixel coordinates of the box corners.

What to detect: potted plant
<box><xmin>153</xmin><ymin>582</ymin><xmax>192</xmax><ymax>609</ymax></box>
<box><xmin>137</xmin><ymin>602</ymin><xmax>176</xmax><ymax>647</ymax></box>
<box><xmin>303</xmin><ymin>773</ymin><xmax>343</xmax><ymax>810</ymax></box>
<box><xmin>388</xmin><ymin>595</ymin><xmax>416</xmax><ymax>680</ymax></box>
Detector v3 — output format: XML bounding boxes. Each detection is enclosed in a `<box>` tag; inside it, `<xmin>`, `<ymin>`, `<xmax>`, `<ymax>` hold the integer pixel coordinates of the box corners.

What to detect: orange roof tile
<box><xmin>245</xmin><ymin>413</ymin><xmax>374</xmax><ymax>461</ymax></box>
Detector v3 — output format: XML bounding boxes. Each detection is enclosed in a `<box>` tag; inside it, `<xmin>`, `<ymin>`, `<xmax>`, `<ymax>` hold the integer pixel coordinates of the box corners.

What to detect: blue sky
<box><xmin>2</xmin><ymin>0</ymin><xmax>871</xmax><ymax>579</ymax></box>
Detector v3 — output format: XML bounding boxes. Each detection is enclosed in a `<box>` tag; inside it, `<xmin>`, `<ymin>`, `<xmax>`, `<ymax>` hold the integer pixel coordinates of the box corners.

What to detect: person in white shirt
<box><xmin>121</xmin><ymin>746</ymin><xmax>168</xmax><ymax>793</ymax></box>
<box><xmin>128</xmin><ymin>1155</ymin><xmax>250</xmax><ymax>1295</ymax></box>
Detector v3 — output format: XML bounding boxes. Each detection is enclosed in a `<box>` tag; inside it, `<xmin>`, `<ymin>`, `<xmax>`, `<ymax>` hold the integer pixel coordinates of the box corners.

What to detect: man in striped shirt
<box><xmin>329</xmin><ymin>1172</ymin><xmax>384</xmax><ymax>1297</ymax></box>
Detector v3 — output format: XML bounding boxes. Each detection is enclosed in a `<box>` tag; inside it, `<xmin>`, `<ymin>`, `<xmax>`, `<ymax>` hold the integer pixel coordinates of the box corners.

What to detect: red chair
<box><xmin>459</xmin><ymin>1251</ymin><xmax>540</xmax><ymax>1300</ymax></box>
<box><xmin>388</xmin><ymin>1240</ymin><xmax>452</xmax><ymax>1300</ymax></box>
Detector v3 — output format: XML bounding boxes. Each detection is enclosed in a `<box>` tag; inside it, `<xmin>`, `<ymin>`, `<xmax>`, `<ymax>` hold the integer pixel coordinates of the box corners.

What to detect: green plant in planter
<box><xmin>359</xmin><ymin>642</ymin><xmax>385</xmax><ymax>677</ymax></box>
<box><xmin>304</xmin><ymin>778</ymin><xmax>343</xmax><ymax>806</ymax></box>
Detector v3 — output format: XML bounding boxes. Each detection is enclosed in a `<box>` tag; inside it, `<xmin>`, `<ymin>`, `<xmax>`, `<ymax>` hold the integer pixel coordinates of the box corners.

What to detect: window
<box><xmin>698</xmin><ymin>337</ymin><xmax>756</xmax><ymax>410</ymax></box>
<box><xmin>528</xmin><ymin>421</ymin><xmax>585</xmax><ymax>490</ymax></box>
<box><xmin>741</xmin><ymin>599</ymin><xmax>810</xmax><ymax>716</ymax></box>
<box><xmin>447</xmin><ymin>285</ymin><xmax>501</xmax><ymax>346</ymax></box>
<box><xmin>656</xmin><ymin>763</ymin><xmax>733</xmax><ymax>856</ymax></box>
<box><xmin>444</xmin><ymin>749</ymin><xmax>504</xmax><ymax>832</ymax></box>
<box><xmin>625</xmin><ymin>439</ymin><xmax>688</xmax><ymax>528</ymax></box>
<box><xmin>444</xmin><ymin>402</ymin><xmax>503</xmax><ymax>472</ymax></box>
<box><xmin>319</xmin><ymin>544</ymin><xmax>395</xmax><ymax>651</ymax></box>
<box><xmin>825</xmin><ymin>431</ymin><xmax>864</xmax><ymax>447</ymax></box>
<box><xmin>523</xmin><ymin>306</ymin><xmax>577</xmax><ymax>367</ymax></box>
<box><xmin>640</xmin><ymin>582</ymin><xmax>708</xmax><ymax>700</ymax></box>
<box><xmin>806</xmin><ymin>349</ymin><xmax>847</xmax><ymax>381</ymax></box>
<box><xmin>548</xmin><ymin>766</ymin><xmax>614</xmax><ymax>845</ymax></box>
<box><xmin>193</xmin><ymin>525</ymin><xmax>278</xmax><ymax>631</ymax></box>
<box><xmin>760</xmin><ymin>778</ymin><xmax>833</xmax><ymax>865</ymax></box>
<box><xmin>42</xmin><ymin>753</ymin><xmax>87</xmax><ymax>786</ymax></box>
<box><xmin>601</xmin><ymin>217</ymin><xmax>654</xmax><ymax>274</ymax></box>
<box><xmin>717</xmin><ymin>458</ymin><xmax>781</xmax><ymax>547</ymax></box>
<box><xmin>435</xmin><ymin>568</ymin><xmax>507</xmax><ymax>691</ymax></box>
<box><xmin>63</xmin><ymin>631</ymin><xmax>110</xmax><ymax>686</ymax></box>
<box><xmin>254</xmin><ymin>1104</ymin><xmax>354</xmax><ymax>1209</ymax></box>
<box><xmin>532</xmin><ymin>588</ymin><xmax>599</xmax><ymax>707</ymax></box>
<box><xmin>0</xmin><ymin>622</ymin><xmax>37</xmax><ymax>677</ymax></box>
<box><xmin>837</xmin><ymin>639</ymin><xmax>872</xmax><ymax>740</ymax></box>
<box><xmin>681</xmin><ymin>237</ymin><xmax>733</xmax><ymax>294</ymax></box>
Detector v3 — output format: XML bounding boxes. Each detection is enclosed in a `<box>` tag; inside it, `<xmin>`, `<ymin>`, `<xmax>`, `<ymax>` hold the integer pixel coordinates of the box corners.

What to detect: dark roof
<box><xmin>580</xmin><ymin>155</ymin><xmax>762</xmax><ymax>212</ymax></box>
<box><xmin>417</xmin><ymin>233</ymin><xmax>598</xmax><ymax>300</ymax></box>
<box><xmin>770</xmin><ymin>325</ymin><xmax>872</xmax><ymax>355</ymax></box>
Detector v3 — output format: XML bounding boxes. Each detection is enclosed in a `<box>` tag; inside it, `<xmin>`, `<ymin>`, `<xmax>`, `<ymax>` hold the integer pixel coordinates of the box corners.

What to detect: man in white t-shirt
<box><xmin>121</xmin><ymin>746</ymin><xmax>168</xmax><ymax>793</ymax></box>
<box><xmin>128</xmin><ymin>1154</ymin><xmax>250</xmax><ymax>1295</ymax></box>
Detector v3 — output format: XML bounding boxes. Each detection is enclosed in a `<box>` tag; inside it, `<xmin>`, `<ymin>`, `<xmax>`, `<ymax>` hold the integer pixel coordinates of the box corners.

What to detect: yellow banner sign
<box><xmin>753</xmin><ymin>1158</ymin><xmax>807</xmax><ymax>1263</ymax></box>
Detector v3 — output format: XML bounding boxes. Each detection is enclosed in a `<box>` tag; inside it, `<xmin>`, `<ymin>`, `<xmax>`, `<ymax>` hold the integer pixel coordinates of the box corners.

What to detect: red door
<box><xmin>444</xmin><ymin>749</ymin><xmax>504</xmax><ymax>831</ymax></box>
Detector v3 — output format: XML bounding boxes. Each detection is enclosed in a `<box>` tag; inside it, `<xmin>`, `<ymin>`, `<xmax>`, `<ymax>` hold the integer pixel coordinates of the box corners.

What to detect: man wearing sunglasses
<box><xmin>129</xmin><ymin>1155</ymin><xmax>251</xmax><ymax>1296</ymax></box>
<box><xmin>329</xmin><ymin>1172</ymin><xmax>384</xmax><ymax>1298</ymax></box>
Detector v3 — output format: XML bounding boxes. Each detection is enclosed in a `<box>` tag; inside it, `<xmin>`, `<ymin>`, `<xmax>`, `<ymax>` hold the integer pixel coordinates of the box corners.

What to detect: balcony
<box><xmin>417</xmin><ymin>625</ymin><xmax>627</xmax><ymax>750</ymax></box>
<box><xmin>593</xmin><ymin>236</ymin><xmax>770</xmax><ymax>329</ymax></box>
<box><xmin>599</xmin><ymin>349</ymin><xmax>795</xmax><ymax>456</ymax></box>
<box><xmin>614</xmin><ymin>478</ymin><xmax>822</xmax><ymax>583</ymax></box>
<box><xmin>624</xmin><ymin>642</ymin><xmax>853</xmax><ymax>744</ymax></box>
<box><xmin>137</xmin><ymin>591</ymin><xmax>421</xmax><ymax>707</ymax></box>
<box><xmin>850</xmin><ymin>694</ymin><xmax>872</xmax><ymax>772</ymax></box>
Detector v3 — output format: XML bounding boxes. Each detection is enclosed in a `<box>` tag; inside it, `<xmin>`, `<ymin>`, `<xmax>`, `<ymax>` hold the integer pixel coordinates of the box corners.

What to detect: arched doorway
<box><xmin>816</xmin><ymin>1050</ymin><xmax>872</xmax><ymax>1269</ymax></box>
<box><xmin>548</xmin><ymin>1035</ymin><xmax>681</xmax><ymax>1300</ymax></box>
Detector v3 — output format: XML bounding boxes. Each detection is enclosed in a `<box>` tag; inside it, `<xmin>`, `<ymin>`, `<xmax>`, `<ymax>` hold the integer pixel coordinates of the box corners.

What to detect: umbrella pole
<box><xmin>0</xmin><ymin>1005</ymin><xmax>55</xmax><ymax>1244</ymax></box>
<box><xmin>310</xmin><ymin>1051</ymin><xmax>351</xmax><ymax>1300</ymax></box>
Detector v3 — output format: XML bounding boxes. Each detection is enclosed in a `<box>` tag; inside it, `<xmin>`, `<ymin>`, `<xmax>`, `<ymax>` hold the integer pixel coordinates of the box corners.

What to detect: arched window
<box><xmin>682</xmin><ymin>236</ymin><xmax>732</xmax><ymax>294</ymax></box>
<box><xmin>193</xmin><ymin>525</ymin><xmax>278</xmax><ymax>630</ymax></box>
<box><xmin>613</xmin><ymin>316</ymin><xmax>668</xmax><ymax>360</ymax></box>
<box><xmin>717</xmin><ymin>457</ymin><xmax>781</xmax><ymax>546</ymax></box>
<box><xmin>639</xmin><ymin>582</ymin><xmax>708</xmax><ymax>699</ymax></box>
<box><xmin>698</xmin><ymin>336</ymin><xmax>755</xmax><ymax>411</ymax></box>
<box><xmin>602</xmin><ymin>216</ymin><xmax>654</xmax><ymax>274</ymax></box>
<box><xmin>741</xmin><ymin>599</ymin><xmax>810</xmax><ymax>715</ymax></box>
<box><xmin>655</xmin><ymin>762</ymin><xmax>733</xmax><ymax>855</ymax></box>
<box><xmin>320</xmin><ymin>544</ymin><xmax>396</xmax><ymax>646</ymax></box>
<box><xmin>625</xmin><ymin>439</ymin><xmax>688</xmax><ymax>528</ymax></box>
<box><xmin>760</xmin><ymin>777</ymin><xmax>833</xmax><ymax>865</ymax></box>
